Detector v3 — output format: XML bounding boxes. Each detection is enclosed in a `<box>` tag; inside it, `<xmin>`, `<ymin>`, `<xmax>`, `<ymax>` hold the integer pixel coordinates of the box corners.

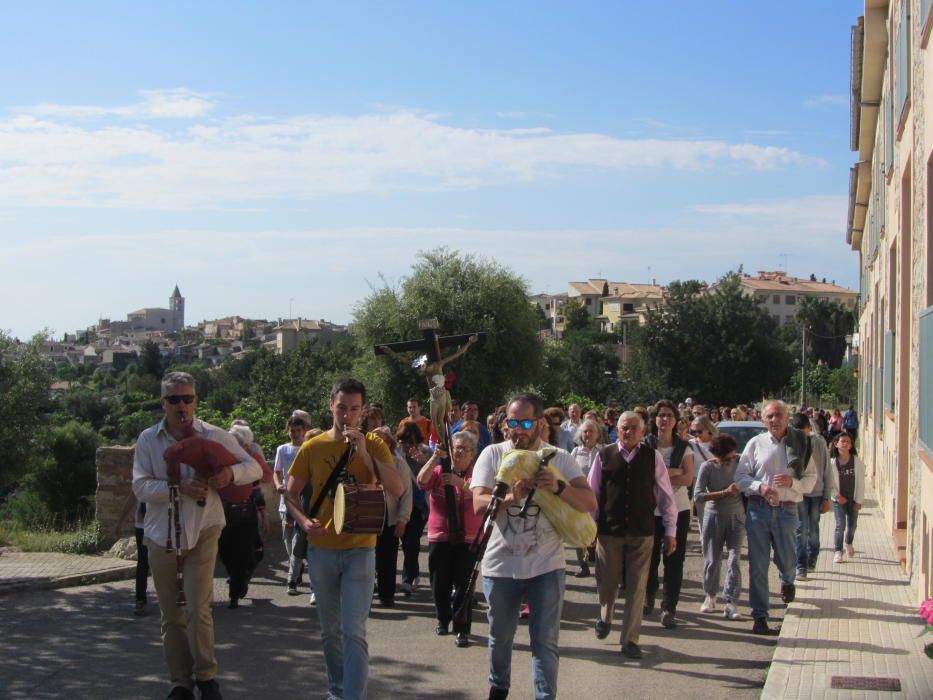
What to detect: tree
<box><xmin>139</xmin><ymin>340</ymin><xmax>164</xmax><ymax>379</ymax></box>
<box><xmin>636</xmin><ymin>274</ymin><xmax>794</xmax><ymax>405</ymax></box>
<box><xmin>563</xmin><ymin>299</ymin><xmax>592</xmax><ymax>332</ymax></box>
<box><xmin>782</xmin><ymin>298</ymin><xmax>855</xmax><ymax>368</ymax></box>
<box><xmin>352</xmin><ymin>248</ymin><xmax>542</xmax><ymax>419</ymax></box>
<box><xmin>539</xmin><ymin>330</ymin><xmax>621</xmax><ymax>405</ymax></box>
<box><xmin>0</xmin><ymin>333</ymin><xmax>53</xmax><ymax>489</ymax></box>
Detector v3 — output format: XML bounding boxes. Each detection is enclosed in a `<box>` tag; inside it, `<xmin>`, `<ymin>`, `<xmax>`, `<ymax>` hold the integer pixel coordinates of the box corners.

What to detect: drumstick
<box><xmin>324</xmin><ymin>518</ymin><xmax>333</xmax><ymax>531</ymax></box>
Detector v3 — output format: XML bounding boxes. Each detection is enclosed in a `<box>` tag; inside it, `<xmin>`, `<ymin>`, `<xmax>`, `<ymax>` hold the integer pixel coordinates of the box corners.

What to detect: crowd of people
<box><xmin>128</xmin><ymin>371</ymin><xmax>866</xmax><ymax>700</ymax></box>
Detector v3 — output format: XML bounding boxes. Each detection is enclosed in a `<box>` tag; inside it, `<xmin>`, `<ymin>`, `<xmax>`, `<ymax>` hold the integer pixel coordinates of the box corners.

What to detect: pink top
<box><xmin>422</xmin><ymin>464</ymin><xmax>484</xmax><ymax>542</ymax></box>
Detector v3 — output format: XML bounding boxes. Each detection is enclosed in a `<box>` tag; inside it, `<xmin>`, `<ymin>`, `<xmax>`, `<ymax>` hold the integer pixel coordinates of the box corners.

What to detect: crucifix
<box><xmin>375</xmin><ymin>319</ymin><xmax>484</xmax><ymax>542</ymax></box>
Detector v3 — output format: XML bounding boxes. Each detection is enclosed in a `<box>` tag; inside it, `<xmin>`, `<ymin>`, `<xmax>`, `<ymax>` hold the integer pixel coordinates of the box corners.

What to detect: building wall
<box><xmin>852</xmin><ymin>0</ymin><xmax>933</xmax><ymax>603</ymax></box>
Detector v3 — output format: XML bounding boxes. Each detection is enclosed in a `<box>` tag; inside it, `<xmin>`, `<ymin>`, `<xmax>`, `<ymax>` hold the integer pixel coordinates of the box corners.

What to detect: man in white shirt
<box><xmin>471</xmin><ymin>393</ymin><xmax>597</xmax><ymax>700</ymax></box>
<box><xmin>735</xmin><ymin>400</ymin><xmax>816</xmax><ymax>635</ymax></box>
<box><xmin>133</xmin><ymin>372</ymin><xmax>261</xmax><ymax>700</ymax></box>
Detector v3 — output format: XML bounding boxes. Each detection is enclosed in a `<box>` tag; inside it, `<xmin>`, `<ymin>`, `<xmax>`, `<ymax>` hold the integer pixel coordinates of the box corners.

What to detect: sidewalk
<box><xmin>763</xmin><ymin>485</ymin><xmax>933</xmax><ymax>699</ymax></box>
<box><xmin>0</xmin><ymin>550</ymin><xmax>134</xmax><ymax>596</ymax></box>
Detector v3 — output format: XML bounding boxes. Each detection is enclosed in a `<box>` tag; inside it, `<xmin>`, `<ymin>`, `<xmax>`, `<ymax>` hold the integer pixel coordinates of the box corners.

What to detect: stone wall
<box><xmin>95</xmin><ymin>446</ymin><xmax>135</xmax><ymax>544</ymax></box>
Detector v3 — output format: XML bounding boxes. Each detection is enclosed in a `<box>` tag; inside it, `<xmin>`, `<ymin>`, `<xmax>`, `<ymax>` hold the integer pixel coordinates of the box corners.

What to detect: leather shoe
<box><xmin>166</xmin><ymin>687</ymin><xmax>195</xmax><ymax>700</ymax></box>
<box><xmin>621</xmin><ymin>641</ymin><xmax>643</xmax><ymax>659</ymax></box>
<box><xmin>594</xmin><ymin>620</ymin><xmax>610</xmax><ymax>639</ymax></box>
<box><xmin>752</xmin><ymin>617</ymin><xmax>780</xmax><ymax>636</ymax></box>
<box><xmin>455</xmin><ymin>632</ymin><xmax>470</xmax><ymax>648</ymax></box>
<box><xmin>435</xmin><ymin>622</ymin><xmax>449</xmax><ymax>636</ymax></box>
<box><xmin>781</xmin><ymin>583</ymin><xmax>796</xmax><ymax>604</ymax></box>
<box><xmin>196</xmin><ymin>679</ymin><xmax>223</xmax><ymax>700</ymax></box>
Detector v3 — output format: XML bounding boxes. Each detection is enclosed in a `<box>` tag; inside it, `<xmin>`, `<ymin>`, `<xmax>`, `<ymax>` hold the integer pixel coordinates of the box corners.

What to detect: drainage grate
<box><xmin>830</xmin><ymin>676</ymin><xmax>902</xmax><ymax>691</ymax></box>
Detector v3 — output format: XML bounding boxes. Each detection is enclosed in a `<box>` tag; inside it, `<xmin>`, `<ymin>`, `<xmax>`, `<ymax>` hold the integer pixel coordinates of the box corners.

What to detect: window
<box><xmin>884</xmin><ymin>330</ymin><xmax>895</xmax><ymax>412</ymax></box>
<box><xmin>875</xmin><ymin>365</ymin><xmax>884</xmax><ymax>430</ymax></box>
<box><xmin>896</xmin><ymin>0</ymin><xmax>912</xmax><ymax>127</ymax></box>
<box><xmin>786</xmin><ymin>295</ymin><xmax>796</xmax><ymax>305</ymax></box>
<box><xmin>623</xmin><ymin>303</ymin><xmax>634</xmax><ymax>312</ymax></box>
<box><xmin>772</xmin><ymin>294</ymin><xmax>780</xmax><ymax>304</ymax></box>
<box><xmin>920</xmin><ymin>307</ymin><xmax>933</xmax><ymax>453</ymax></box>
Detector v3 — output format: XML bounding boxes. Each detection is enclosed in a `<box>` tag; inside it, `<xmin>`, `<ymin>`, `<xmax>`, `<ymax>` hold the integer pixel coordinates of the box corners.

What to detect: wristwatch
<box><xmin>554</xmin><ymin>480</ymin><xmax>567</xmax><ymax>496</ymax></box>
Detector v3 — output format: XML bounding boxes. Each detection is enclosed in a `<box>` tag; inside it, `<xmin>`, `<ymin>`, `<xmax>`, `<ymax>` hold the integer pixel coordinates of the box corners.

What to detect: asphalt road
<box><xmin>0</xmin><ymin>519</ymin><xmax>783</xmax><ymax>699</ymax></box>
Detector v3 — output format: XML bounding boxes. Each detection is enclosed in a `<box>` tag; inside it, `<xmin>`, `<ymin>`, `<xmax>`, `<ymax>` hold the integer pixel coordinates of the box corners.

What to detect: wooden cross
<box><xmin>375</xmin><ymin>319</ymin><xmax>485</xmax><ymax>541</ymax></box>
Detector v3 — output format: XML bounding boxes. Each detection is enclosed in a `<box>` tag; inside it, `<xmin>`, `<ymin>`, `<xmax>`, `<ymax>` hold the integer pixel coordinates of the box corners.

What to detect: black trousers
<box><xmin>134</xmin><ymin>527</ymin><xmax>150</xmax><ymax>602</ymax></box>
<box><xmin>375</xmin><ymin>520</ymin><xmax>400</xmax><ymax>604</ymax></box>
<box><xmin>428</xmin><ymin>540</ymin><xmax>476</xmax><ymax>634</ymax></box>
<box><xmin>219</xmin><ymin>502</ymin><xmax>259</xmax><ymax>599</ymax></box>
<box><xmin>646</xmin><ymin>508</ymin><xmax>690</xmax><ymax>614</ymax></box>
<box><xmin>401</xmin><ymin>508</ymin><xmax>427</xmax><ymax>584</ymax></box>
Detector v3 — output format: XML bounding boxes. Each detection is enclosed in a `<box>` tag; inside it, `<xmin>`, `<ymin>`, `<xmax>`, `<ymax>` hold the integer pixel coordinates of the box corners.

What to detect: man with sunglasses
<box><xmin>471</xmin><ymin>393</ymin><xmax>597</xmax><ymax>700</ymax></box>
<box><xmin>133</xmin><ymin>372</ymin><xmax>261</xmax><ymax>700</ymax></box>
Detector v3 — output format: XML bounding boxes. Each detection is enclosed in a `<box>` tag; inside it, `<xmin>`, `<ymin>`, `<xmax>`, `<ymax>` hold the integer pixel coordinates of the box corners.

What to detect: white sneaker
<box><xmin>723</xmin><ymin>602</ymin><xmax>742</xmax><ymax>620</ymax></box>
<box><xmin>700</xmin><ymin>595</ymin><xmax>717</xmax><ymax>613</ymax></box>
<box><xmin>309</xmin><ymin>592</ymin><xmax>316</xmax><ymax>605</ymax></box>
<box><xmin>845</xmin><ymin>544</ymin><xmax>855</xmax><ymax>558</ymax></box>
<box><xmin>833</xmin><ymin>551</ymin><xmax>844</xmax><ymax>564</ymax></box>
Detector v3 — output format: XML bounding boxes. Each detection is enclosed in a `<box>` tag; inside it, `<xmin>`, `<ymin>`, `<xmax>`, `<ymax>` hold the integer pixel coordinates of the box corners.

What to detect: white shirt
<box><xmin>735</xmin><ymin>430</ymin><xmax>817</xmax><ymax>504</ymax></box>
<box><xmin>655</xmin><ymin>444</ymin><xmax>692</xmax><ymax>513</ymax></box>
<box><xmin>273</xmin><ymin>443</ymin><xmax>302</xmax><ymax>514</ymax></box>
<box><xmin>133</xmin><ymin>418</ymin><xmax>261</xmax><ymax>550</ymax></box>
<box><xmin>471</xmin><ymin>441</ymin><xmax>583</xmax><ymax>580</ymax></box>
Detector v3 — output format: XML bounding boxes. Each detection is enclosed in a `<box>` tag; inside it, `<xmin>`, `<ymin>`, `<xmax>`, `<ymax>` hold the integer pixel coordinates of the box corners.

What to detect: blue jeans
<box><xmin>483</xmin><ymin>569</ymin><xmax>565</xmax><ymax>700</ymax></box>
<box><xmin>307</xmin><ymin>546</ymin><xmax>376</xmax><ymax>700</ymax></box>
<box><xmin>833</xmin><ymin>500</ymin><xmax>859</xmax><ymax>551</ymax></box>
<box><xmin>746</xmin><ymin>500</ymin><xmax>798</xmax><ymax>619</ymax></box>
<box><xmin>795</xmin><ymin>495</ymin><xmax>823</xmax><ymax>570</ymax></box>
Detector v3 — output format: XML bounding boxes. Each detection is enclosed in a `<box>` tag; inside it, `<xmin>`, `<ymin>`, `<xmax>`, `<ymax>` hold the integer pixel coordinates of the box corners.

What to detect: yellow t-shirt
<box><xmin>289</xmin><ymin>430</ymin><xmax>392</xmax><ymax>550</ymax></box>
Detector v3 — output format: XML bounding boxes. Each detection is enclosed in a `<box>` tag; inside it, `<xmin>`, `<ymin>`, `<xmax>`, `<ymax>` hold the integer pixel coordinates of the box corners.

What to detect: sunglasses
<box><xmin>165</xmin><ymin>395</ymin><xmax>196</xmax><ymax>405</ymax></box>
<box><xmin>506</xmin><ymin>418</ymin><xmax>537</xmax><ymax>430</ymax></box>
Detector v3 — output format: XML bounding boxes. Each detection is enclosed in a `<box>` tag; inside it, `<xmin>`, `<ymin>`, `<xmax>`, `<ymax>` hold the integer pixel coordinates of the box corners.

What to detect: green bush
<box><xmin>0</xmin><ymin>519</ymin><xmax>103</xmax><ymax>554</ymax></box>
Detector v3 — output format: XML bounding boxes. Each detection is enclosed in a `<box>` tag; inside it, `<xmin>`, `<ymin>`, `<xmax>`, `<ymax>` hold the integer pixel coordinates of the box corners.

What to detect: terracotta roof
<box><xmin>569</xmin><ymin>279</ymin><xmax>663</xmax><ymax>297</ymax></box>
<box><xmin>738</xmin><ymin>272</ymin><xmax>856</xmax><ymax>295</ymax></box>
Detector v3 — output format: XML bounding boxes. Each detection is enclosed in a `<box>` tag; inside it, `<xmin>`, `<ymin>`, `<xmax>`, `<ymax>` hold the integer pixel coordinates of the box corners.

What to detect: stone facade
<box><xmin>847</xmin><ymin>0</ymin><xmax>933</xmax><ymax>603</ymax></box>
<box><xmin>95</xmin><ymin>446</ymin><xmax>136</xmax><ymax>544</ymax></box>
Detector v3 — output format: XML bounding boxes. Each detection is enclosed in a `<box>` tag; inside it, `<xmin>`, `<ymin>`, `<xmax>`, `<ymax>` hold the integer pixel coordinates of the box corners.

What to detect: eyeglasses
<box><xmin>506</xmin><ymin>418</ymin><xmax>536</xmax><ymax>430</ymax></box>
<box><xmin>165</xmin><ymin>395</ymin><xmax>196</xmax><ymax>405</ymax></box>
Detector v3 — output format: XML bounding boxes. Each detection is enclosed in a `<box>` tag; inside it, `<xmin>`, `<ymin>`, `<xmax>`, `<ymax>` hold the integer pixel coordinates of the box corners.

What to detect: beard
<box><xmin>511</xmin><ymin>424</ymin><xmax>540</xmax><ymax>450</ymax></box>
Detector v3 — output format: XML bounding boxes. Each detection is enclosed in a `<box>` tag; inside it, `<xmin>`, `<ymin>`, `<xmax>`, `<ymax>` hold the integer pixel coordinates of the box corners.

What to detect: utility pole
<box><xmin>800</xmin><ymin>325</ymin><xmax>807</xmax><ymax>407</ymax></box>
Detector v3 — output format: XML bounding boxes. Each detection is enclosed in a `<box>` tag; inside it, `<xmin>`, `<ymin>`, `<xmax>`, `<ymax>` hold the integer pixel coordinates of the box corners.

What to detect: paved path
<box><xmin>763</xmin><ymin>485</ymin><xmax>933</xmax><ymax>699</ymax></box>
<box><xmin>0</xmin><ymin>520</ymin><xmax>778</xmax><ymax>699</ymax></box>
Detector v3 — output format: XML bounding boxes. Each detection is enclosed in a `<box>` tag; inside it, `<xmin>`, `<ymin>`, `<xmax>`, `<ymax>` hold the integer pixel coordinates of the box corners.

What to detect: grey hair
<box><xmin>762</xmin><ymin>399</ymin><xmax>789</xmax><ymax>416</ymax></box>
<box><xmin>161</xmin><ymin>371</ymin><xmax>196</xmax><ymax>397</ymax></box>
<box><xmin>617</xmin><ymin>410</ymin><xmax>645</xmax><ymax>428</ymax></box>
<box><xmin>574</xmin><ymin>418</ymin><xmax>602</xmax><ymax>443</ymax></box>
<box><xmin>230</xmin><ymin>418</ymin><xmax>250</xmax><ymax>428</ymax></box>
<box><xmin>229</xmin><ymin>424</ymin><xmax>254</xmax><ymax>447</ymax></box>
<box><xmin>451</xmin><ymin>430</ymin><xmax>478</xmax><ymax>453</ymax></box>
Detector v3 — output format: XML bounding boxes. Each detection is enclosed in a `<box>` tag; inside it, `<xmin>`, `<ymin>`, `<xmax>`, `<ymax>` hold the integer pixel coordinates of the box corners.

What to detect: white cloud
<box><xmin>0</xmin><ymin>96</ymin><xmax>824</xmax><ymax>209</ymax></box>
<box><xmin>695</xmin><ymin>194</ymin><xmax>846</xmax><ymax>232</ymax></box>
<box><xmin>802</xmin><ymin>94</ymin><xmax>847</xmax><ymax>109</ymax></box>
<box><xmin>25</xmin><ymin>89</ymin><xmax>216</xmax><ymax>120</ymax></box>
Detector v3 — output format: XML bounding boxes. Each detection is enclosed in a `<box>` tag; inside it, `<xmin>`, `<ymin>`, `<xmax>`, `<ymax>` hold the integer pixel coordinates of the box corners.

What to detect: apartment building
<box><xmin>847</xmin><ymin>0</ymin><xmax>933</xmax><ymax>602</ymax></box>
<box><xmin>732</xmin><ymin>271</ymin><xmax>858</xmax><ymax>327</ymax></box>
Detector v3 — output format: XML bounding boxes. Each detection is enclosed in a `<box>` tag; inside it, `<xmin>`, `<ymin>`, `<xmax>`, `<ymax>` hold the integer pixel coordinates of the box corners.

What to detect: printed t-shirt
<box><xmin>289</xmin><ymin>431</ymin><xmax>392</xmax><ymax>550</ymax></box>
<box><xmin>471</xmin><ymin>441</ymin><xmax>583</xmax><ymax>580</ymax></box>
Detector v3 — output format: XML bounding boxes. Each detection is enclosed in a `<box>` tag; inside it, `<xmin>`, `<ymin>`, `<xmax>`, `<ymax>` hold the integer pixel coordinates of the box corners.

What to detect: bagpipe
<box><xmin>496</xmin><ymin>447</ymin><xmax>597</xmax><ymax>548</ymax></box>
<box><xmin>161</xmin><ymin>423</ymin><xmax>250</xmax><ymax>606</ymax></box>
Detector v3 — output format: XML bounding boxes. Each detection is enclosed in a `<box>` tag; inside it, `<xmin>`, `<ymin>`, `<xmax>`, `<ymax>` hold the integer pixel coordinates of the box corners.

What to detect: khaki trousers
<box><xmin>595</xmin><ymin>533</ymin><xmax>654</xmax><ymax>645</ymax></box>
<box><xmin>147</xmin><ymin>525</ymin><xmax>222</xmax><ymax>688</ymax></box>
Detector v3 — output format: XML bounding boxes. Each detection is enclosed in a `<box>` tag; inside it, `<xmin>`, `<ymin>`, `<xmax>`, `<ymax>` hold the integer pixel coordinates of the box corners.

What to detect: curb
<box><xmin>0</xmin><ymin>563</ymin><xmax>136</xmax><ymax>597</ymax></box>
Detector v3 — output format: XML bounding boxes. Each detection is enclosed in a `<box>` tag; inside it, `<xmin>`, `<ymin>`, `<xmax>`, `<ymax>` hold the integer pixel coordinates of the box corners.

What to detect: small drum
<box><xmin>333</xmin><ymin>483</ymin><xmax>386</xmax><ymax>535</ymax></box>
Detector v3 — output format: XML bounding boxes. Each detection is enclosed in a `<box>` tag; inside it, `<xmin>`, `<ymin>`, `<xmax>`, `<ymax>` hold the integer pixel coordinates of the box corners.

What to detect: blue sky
<box><xmin>1</xmin><ymin>1</ymin><xmax>859</xmax><ymax>340</ymax></box>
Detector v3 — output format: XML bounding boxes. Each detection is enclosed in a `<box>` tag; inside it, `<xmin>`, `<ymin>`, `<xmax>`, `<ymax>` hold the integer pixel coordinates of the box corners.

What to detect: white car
<box><xmin>715</xmin><ymin>421</ymin><xmax>766</xmax><ymax>454</ymax></box>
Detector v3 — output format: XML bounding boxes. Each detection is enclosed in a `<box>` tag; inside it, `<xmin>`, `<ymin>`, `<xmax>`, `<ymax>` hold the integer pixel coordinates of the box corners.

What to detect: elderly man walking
<box><xmin>735</xmin><ymin>400</ymin><xmax>817</xmax><ymax>635</ymax></box>
<box><xmin>587</xmin><ymin>411</ymin><xmax>678</xmax><ymax>659</ymax></box>
<box><xmin>133</xmin><ymin>372</ymin><xmax>261</xmax><ymax>700</ymax></box>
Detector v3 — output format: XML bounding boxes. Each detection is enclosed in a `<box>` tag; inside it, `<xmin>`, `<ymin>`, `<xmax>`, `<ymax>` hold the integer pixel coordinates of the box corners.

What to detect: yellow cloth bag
<box><xmin>496</xmin><ymin>447</ymin><xmax>597</xmax><ymax>548</ymax></box>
